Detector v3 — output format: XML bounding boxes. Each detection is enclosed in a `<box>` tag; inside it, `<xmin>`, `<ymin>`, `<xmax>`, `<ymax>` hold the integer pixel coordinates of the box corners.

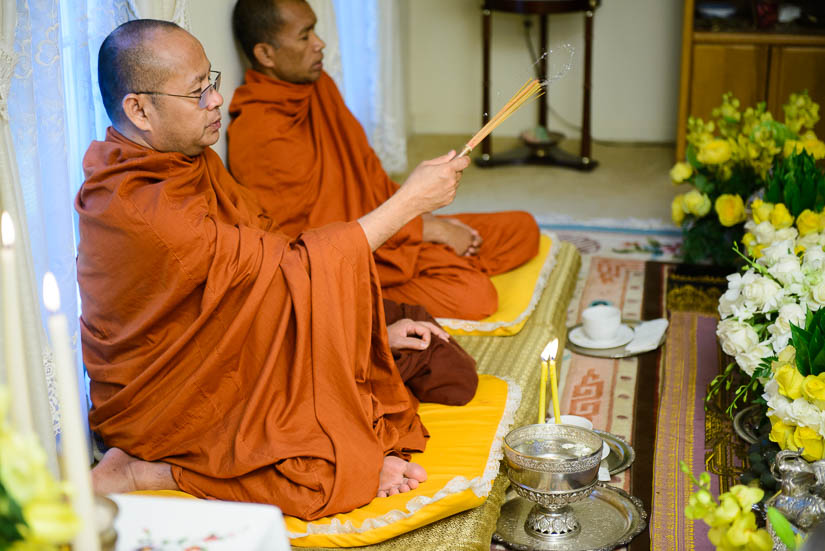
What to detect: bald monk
<box><xmin>227</xmin><ymin>0</ymin><xmax>541</xmax><ymax>321</ymax></box>
<box><xmin>80</xmin><ymin>19</ymin><xmax>474</xmax><ymax>520</ymax></box>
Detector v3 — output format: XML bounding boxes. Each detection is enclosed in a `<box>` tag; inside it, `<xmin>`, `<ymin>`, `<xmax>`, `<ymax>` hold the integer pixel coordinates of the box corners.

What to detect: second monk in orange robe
<box><xmin>228</xmin><ymin>0</ymin><xmax>540</xmax><ymax>320</ymax></box>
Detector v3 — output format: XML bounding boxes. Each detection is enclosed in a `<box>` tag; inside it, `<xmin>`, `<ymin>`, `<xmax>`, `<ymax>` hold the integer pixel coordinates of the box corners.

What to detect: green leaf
<box><xmin>686</xmin><ymin>143</ymin><xmax>701</xmax><ymax>170</ymax></box>
<box><xmin>768</xmin><ymin>507</ymin><xmax>798</xmax><ymax>550</ymax></box>
<box><xmin>693</xmin><ymin>173</ymin><xmax>712</xmax><ymax>194</ymax></box>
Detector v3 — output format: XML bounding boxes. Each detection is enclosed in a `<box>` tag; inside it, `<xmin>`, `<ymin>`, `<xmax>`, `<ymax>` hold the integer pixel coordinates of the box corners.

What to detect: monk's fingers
<box><xmin>395</xmin><ymin>335</ymin><xmax>429</xmax><ymax>350</ymax></box>
<box><xmin>422</xmin><ymin>150</ymin><xmax>457</xmax><ymax>166</ymax></box>
<box><xmin>418</xmin><ymin>321</ymin><xmax>449</xmax><ymax>342</ymax></box>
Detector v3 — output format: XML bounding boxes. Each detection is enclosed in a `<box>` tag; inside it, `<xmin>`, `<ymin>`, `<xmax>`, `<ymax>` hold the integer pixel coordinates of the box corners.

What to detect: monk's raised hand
<box><xmin>400</xmin><ymin>150</ymin><xmax>470</xmax><ymax>215</ymax></box>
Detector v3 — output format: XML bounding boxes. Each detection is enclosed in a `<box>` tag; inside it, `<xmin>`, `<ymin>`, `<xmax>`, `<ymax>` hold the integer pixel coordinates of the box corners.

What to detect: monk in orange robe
<box><xmin>227</xmin><ymin>0</ymin><xmax>540</xmax><ymax>321</ymax></box>
<box><xmin>81</xmin><ymin>20</ymin><xmax>472</xmax><ymax>520</ymax></box>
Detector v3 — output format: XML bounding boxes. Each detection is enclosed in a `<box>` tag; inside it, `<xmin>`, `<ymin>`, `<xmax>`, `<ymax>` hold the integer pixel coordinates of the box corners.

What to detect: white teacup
<box><xmin>581</xmin><ymin>304</ymin><xmax>621</xmax><ymax>342</ymax></box>
<box><xmin>546</xmin><ymin>414</ymin><xmax>593</xmax><ymax>430</ymax></box>
<box><xmin>547</xmin><ymin>414</ymin><xmax>609</xmax><ymax>459</ymax></box>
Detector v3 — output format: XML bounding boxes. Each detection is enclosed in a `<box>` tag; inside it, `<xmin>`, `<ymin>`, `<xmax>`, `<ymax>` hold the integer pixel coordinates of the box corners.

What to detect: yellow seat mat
<box><xmin>438</xmin><ymin>232</ymin><xmax>555</xmax><ymax>336</ymax></box>
<box><xmin>131</xmin><ymin>374</ymin><xmax>519</xmax><ymax>548</ymax></box>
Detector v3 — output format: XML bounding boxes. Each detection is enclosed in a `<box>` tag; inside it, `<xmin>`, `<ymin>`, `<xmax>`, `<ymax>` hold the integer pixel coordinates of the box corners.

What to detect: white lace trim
<box><xmin>0</xmin><ymin>44</ymin><xmax>14</xmax><ymax>121</ymax></box>
<box><xmin>436</xmin><ymin>231</ymin><xmax>559</xmax><ymax>333</ymax></box>
<box><xmin>287</xmin><ymin>376</ymin><xmax>522</xmax><ymax>539</ymax></box>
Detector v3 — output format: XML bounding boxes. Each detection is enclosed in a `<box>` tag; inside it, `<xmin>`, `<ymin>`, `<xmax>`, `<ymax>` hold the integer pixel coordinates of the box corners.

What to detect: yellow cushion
<box><xmin>130</xmin><ymin>374</ymin><xmax>519</xmax><ymax>548</ymax></box>
<box><xmin>438</xmin><ymin>232</ymin><xmax>555</xmax><ymax>336</ymax></box>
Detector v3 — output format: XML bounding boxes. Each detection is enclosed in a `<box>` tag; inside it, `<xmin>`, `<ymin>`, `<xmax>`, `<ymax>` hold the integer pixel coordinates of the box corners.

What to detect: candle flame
<box><xmin>1</xmin><ymin>212</ymin><xmax>15</xmax><ymax>247</ymax></box>
<box><xmin>43</xmin><ymin>272</ymin><xmax>61</xmax><ymax>313</ymax></box>
<box><xmin>541</xmin><ymin>338</ymin><xmax>558</xmax><ymax>362</ymax></box>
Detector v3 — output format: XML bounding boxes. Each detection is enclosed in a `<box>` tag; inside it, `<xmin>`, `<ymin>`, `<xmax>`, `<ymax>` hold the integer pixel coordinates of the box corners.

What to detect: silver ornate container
<box><xmin>504</xmin><ymin>424</ymin><xmax>603</xmax><ymax>538</ymax></box>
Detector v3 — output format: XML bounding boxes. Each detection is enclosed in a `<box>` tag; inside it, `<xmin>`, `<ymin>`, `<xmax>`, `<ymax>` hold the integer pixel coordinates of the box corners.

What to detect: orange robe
<box><xmin>76</xmin><ymin>128</ymin><xmax>428</xmax><ymax>520</ymax></box>
<box><xmin>227</xmin><ymin>70</ymin><xmax>540</xmax><ymax>320</ymax></box>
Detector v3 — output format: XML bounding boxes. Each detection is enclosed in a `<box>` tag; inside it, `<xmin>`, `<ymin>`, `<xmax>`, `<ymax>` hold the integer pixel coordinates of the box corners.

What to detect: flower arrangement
<box><xmin>681</xmin><ymin>461</ymin><xmax>773</xmax><ymax>551</ymax></box>
<box><xmin>670</xmin><ymin>91</ymin><xmax>823</xmax><ymax>266</ymax></box>
<box><xmin>0</xmin><ymin>389</ymin><xmax>78</xmax><ymax>549</ymax></box>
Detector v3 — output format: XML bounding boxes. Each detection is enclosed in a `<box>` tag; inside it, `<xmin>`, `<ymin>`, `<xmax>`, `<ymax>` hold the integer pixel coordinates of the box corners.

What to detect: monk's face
<box><xmin>138</xmin><ymin>30</ymin><xmax>223</xmax><ymax>156</ymax></box>
<box><xmin>265</xmin><ymin>0</ymin><xmax>325</xmax><ymax>83</ymax></box>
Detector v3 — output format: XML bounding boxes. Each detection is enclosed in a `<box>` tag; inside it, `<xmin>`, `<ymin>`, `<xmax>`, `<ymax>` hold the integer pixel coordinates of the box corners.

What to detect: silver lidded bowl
<box><xmin>504</xmin><ymin>423</ymin><xmax>603</xmax><ymax>539</ymax></box>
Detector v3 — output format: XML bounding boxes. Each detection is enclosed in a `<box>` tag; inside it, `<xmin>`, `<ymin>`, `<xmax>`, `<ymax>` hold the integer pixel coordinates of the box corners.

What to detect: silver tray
<box><xmin>593</xmin><ymin>430</ymin><xmax>635</xmax><ymax>476</ymax></box>
<box><xmin>494</xmin><ymin>483</ymin><xmax>647</xmax><ymax>551</ymax></box>
<box><xmin>566</xmin><ymin>319</ymin><xmax>664</xmax><ymax>359</ymax></box>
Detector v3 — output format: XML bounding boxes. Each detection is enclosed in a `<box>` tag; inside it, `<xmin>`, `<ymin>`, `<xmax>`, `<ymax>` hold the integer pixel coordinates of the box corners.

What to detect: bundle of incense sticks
<box><xmin>458</xmin><ymin>78</ymin><xmax>545</xmax><ymax>158</ymax></box>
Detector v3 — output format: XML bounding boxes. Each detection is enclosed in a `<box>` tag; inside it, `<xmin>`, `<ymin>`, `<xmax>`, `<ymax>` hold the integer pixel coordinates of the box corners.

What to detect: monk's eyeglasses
<box><xmin>135</xmin><ymin>70</ymin><xmax>221</xmax><ymax>109</ymax></box>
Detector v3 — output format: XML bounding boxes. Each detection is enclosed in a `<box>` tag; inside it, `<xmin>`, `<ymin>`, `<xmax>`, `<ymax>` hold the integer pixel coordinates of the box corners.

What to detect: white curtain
<box><xmin>307</xmin><ymin>0</ymin><xmax>343</xmax><ymax>91</ymax></box>
<box><xmin>332</xmin><ymin>0</ymin><xmax>407</xmax><ymax>173</ymax></box>
<box><xmin>127</xmin><ymin>0</ymin><xmax>189</xmax><ymax>27</ymax></box>
<box><xmin>1</xmin><ymin>0</ymin><xmax>57</xmax><ymax>472</ymax></box>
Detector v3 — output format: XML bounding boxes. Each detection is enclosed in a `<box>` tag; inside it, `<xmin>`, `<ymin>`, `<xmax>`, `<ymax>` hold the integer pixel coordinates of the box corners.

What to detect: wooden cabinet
<box><xmin>676</xmin><ymin>1</ymin><xmax>825</xmax><ymax>160</ymax></box>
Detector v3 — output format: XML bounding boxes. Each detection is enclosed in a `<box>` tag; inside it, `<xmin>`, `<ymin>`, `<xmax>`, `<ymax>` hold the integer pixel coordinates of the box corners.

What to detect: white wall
<box><xmin>403</xmin><ymin>0</ymin><xmax>683</xmax><ymax>143</ymax></box>
<box><xmin>190</xmin><ymin>0</ymin><xmax>684</xmax><ymax>157</ymax></box>
<box><xmin>189</xmin><ymin>1</ymin><xmax>247</xmax><ymax>161</ymax></box>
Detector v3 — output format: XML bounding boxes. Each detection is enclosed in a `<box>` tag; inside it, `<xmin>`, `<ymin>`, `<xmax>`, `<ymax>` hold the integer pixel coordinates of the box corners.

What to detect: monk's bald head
<box><xmin>98</xmin><ymin>19</ymin><xmax>187</xmax><ymax>127</ymax></box>
<box><xmin>233</xmin><ymin>0</ymin><xmax>307</xmax><ymax>63</ymax></box>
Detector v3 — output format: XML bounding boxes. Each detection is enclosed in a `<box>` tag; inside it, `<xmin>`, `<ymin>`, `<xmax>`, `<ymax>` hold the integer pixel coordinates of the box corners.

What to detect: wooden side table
<box><xmin>479</xmin><ymin>0</ymin><xmax>599</xmax><ymax>170</ymax></box>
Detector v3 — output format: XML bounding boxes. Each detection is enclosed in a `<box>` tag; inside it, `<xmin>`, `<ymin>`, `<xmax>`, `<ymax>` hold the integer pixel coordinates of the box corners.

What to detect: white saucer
<box><xmin>568</xmin><ymin>324</ymin><xmax>635</xmax><ymax>350</ymax></box>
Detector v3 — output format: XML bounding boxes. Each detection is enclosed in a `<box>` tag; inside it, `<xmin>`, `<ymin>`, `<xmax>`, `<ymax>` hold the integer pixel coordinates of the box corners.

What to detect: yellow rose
<box><xmin>22</xmin><ymin>500</ymin><xmax>79</xmax><ymax>544</ymax></box>
<box><xmin>769</xmin><ymin>416</ymin><xmax>796</xmax><ymax>450</ymax></box>
<box><xmin>770</xmin><ymin>203</ymin><xmax>795</xmax><ymax>229</ymax></box>
<box><xmin>775</xmin><ymin>364</ymin><xmax>804</xmax><ymax>399</ymax></box>
<box><xmin>715</xmin><ymin>194</ymin><xmax>746</xmax><ymax>227</ymax></box>
<box><xmin>802</xmin><ymin>137</ymin><xmax>825</xmax><ymax>160</ymax></box>
<box><xmin>670</xmin><ymin>162</ymin><xmax>693</xmax><ymax>183</ymax></box>
<box><xmin>796</xmin><ymin>209</ymin><xmax>820</xmax><ymax>236</ymax></box>
<box><xmin>793</xmin><ymin>425</ymin><xmax>825</xmax><ymax>461</ymax></box>
<box><xmin>750</xmin><ymin>199</ymin><xmax>774</xmax><ymax>225</ymax></box>
<box><xmin>778</xmin><ymin>345</ymin><xmax>796</xmax><ymax>365</ymax></box>
<box><xmin>784</xmin><ymin>139</ymin><xmax>804</xmax><ymax>157</ymax></box>
<box><xmin>683</xmin><ymin>190</ymin><xmax>712</xmax><ymax>217</ymax></box>
<box><xmin>802</xmin><ymin>373</ymin><xmax>825</xmax><ymax>408</ymax></box>
<box><xmin>698</xmin><ymin>139</ymin><xmax>732</xmax><ymax>165</ymax></box>
<box><xmin>671</xmin><ymin>195</ymin><xmax>686</xmax><ymax>225</ymax></box>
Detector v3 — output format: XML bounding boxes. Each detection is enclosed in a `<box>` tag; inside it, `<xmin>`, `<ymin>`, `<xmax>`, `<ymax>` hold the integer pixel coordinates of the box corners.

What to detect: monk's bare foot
<box><xmin>91</xmin><ymin>447</ymin><xmax>178</xmax><ymax>494</ymax></box>
<box><xmin>376</xmin><ymin>456</ymin><xmax>427</xmax><ymax>498</ymax></box>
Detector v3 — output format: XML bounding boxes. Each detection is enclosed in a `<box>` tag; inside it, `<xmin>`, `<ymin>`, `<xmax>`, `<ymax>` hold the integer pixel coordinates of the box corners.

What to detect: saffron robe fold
<box><xmin>227</xmin><ymin>70</ymin><xmax>540</xmax><ymax>320</ymax></box>
<box><xmin>76</xmin><ymin>128</ymin><xmax>428</xmax><ymax>520</ymax></box>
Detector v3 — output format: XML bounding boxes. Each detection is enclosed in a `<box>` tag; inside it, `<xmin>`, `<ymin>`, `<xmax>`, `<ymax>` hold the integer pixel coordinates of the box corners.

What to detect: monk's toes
<box><xmin>407</xmin><ymin>478</ymin><xmax>420</xmax><ymax>490</ymax></box>
<box><xmin>387</xmin><ymin>486</ymin><xmax>400</xmax><ymax>496</ymax></box>
<box><xmin>405</xmin><ymin>462</ymin><xmax>427</xmax><ymax>483</ymax></box>
<box><xmin>377</xmin><ymin>490</ymin><xmax>388</xmax><ymax>498</ymax></box>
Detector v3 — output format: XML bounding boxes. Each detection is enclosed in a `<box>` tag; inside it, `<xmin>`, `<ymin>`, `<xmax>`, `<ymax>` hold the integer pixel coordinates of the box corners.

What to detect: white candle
<box><xmin>43</xmin><ymin>273</ymin><xmax>100</xmax><ymax>551</ymax></box>
<box><xmin>1</xmin><ymin>212</ymin><xmax>34</xmax><ymax>434</ymax></box>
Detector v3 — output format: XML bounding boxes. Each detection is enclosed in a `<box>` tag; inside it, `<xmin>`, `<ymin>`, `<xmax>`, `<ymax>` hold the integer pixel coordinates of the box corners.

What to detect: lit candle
<box><xmin>538</xmin><ymin>360</ymin><xmax>547</xmax><ymax>424</ymax></box>
<box><xmin>1</xmin><ymin>212</ymin><xmax>34</xmax><ymax>433</ymax></box>
<box><xmin>43</xmin><ymin>273</ymin><xmax>100</xmax><ymax>551</ymax></box>
<box><xmin>549</xmin><ymin>358</ymin><xmax>562</xmax><ymax>423</ymax></box>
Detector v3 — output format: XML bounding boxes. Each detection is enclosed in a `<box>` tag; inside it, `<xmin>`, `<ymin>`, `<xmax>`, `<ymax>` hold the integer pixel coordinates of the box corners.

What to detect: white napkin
<box><xmin>598</xmin><ymin>462</ymin><xmax>611</xmax><ymax>481</ymax></box>
<box><xmin>624</xmin><ymin>318</ymin><xmax>669</xmax><ymax>354</ymax></box>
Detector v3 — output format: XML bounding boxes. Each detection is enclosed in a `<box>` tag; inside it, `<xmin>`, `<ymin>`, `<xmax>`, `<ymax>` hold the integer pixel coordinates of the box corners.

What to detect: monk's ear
<box><xmin>252</xmin><ymin>42</ymin><xmax>278</xmax><ymax>69</ymax></box>
<box><xmin>121</xmin><ymin>93</ymin><xmax>153</xmax><ymax>132</ymax></box>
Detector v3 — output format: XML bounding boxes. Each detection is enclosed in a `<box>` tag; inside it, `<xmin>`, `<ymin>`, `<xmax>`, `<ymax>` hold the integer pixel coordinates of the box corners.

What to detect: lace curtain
<box><xmin>5</xmin><ymin>0</ymin><xmax>186</xmax><ymax>468</ymax></box>
<box><xmin>332</xmin><ymin>0</ymin><xmax>407</xmax><ymax>173</ymax></box>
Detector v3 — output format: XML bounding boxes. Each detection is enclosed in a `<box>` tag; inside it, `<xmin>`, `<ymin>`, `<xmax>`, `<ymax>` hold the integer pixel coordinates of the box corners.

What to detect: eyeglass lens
<box><xmin>198</xmin><ymin>72</ymin><xmax>221</xmax><ymax>109</ymax></box>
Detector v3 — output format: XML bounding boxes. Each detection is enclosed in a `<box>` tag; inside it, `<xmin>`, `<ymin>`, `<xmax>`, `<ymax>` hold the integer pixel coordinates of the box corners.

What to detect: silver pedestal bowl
<box><xmin>504</xmin><ymin>424</ymin><xmax>603</xmax><ymax>539</ymax></box>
